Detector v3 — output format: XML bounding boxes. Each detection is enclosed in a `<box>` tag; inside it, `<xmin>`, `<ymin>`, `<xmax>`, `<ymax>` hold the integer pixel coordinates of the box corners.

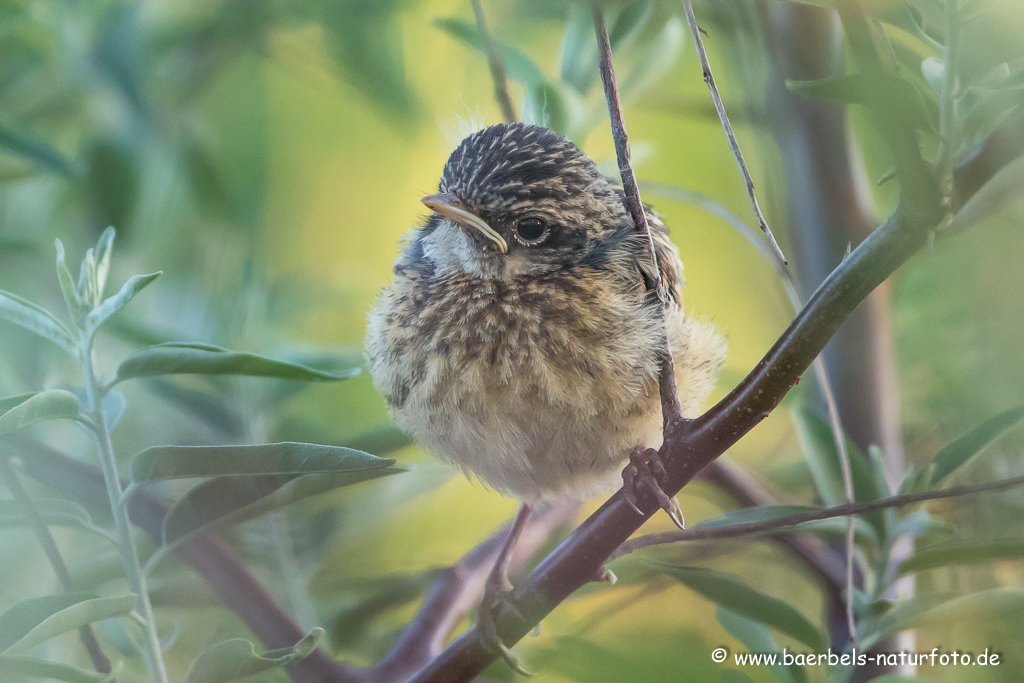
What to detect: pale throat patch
<box><xmin>421</xmin><ymin>220</ymin><xmax>541</xmax><ymax>280</ymax></box>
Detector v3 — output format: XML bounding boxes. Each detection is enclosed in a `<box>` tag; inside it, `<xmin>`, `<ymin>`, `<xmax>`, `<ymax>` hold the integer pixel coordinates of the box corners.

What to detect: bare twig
<box><xmin>679</xmin><ymin>0</ymin><xmax>788</xmax><ymax>265</ymax></box>
<box><xmin>613</xmin><ymin>472</ymin><xmax>1024</xmax><ymax>558</ymax></box>
<box><xmin>471</xmin><ymin>0</ymin><xmax>517</xmax><ymax>124</ymax></box>
<box><xmin>592</xmin><ymin>2</ymin><xmax>684</xmax><ymax>428</ymax></box>
<box><xmin>370</xmin><ymin>502</ymin><xmax>578</xmax><ymax>683</ymax></box>
<box><xmin>0</xmin><ymin>455</ymin><xmax>114</xmax><ymax>677</ymax></box>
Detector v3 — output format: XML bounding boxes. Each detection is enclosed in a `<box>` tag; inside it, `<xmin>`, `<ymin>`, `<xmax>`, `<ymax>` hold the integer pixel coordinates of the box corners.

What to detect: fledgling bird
<box><xmin>365</xmin><ymin>122</ymin><xmax>726</xmax><ymax>664</ymax></box>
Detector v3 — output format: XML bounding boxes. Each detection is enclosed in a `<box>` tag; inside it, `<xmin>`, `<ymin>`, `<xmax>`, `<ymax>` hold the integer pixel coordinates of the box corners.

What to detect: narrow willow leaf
<box><xmin>0</xmin><ymin>593</ymin><xmax>135</xmax><ymax>655</ymax></box>
<box><xmin>186</xmin><ymin>628</ymin><xmax>323</xmax><ymax>683</ymax></box>
<box><xmin>0</xmin><ymin>291</ymin><xmax>77</xmax><ymax>357</ymax></box>
<box><xmin>658</xmin><ymin>564</ymin><xmax>825</xmax><ymax>651</ymax></box>
<box><xmin>618</xmin><ymin>17</ymin><xmax>684</xmax><ymax>105</ymax></box>
<box><xmin>339</xmin><ymin>425</ymin><xmax>412</xmax><ymax>456</ymax></box>
<box><xmin>927</xmin><ymin>406</ymin><xmax>1024</xmax><ymax>486</ymax></box>
<box><xmin>113</xmin><ymin>343</ymin><xmax>361</xmax><ymax>385</ymax></box>
<box><xmin>951</xmin><ymin>154</ymin><xmax>1024</xmax><ymax>232</ymax></box>
<box><xmin>921</xmin><ymin>57</ymin><xmax>944</xmax><ymax>94</ymax></box>
<box><xmin>0</xmin><ymin>126</ymin><xmax>77</xmax><ymax>178</ymax></box>
<box><xmin>102</xmin><ymin>389</ymin><xmax>126</xmax><ymax>430</ymax></box>
<box><xmin>858</xmin><ymin>592</ymin><xmax>951</xmax><ymax>650</ymax></box>
<box><xmin>793</xmin><ymin>408</ymin><xmax>885</xmax><ymax>535</ymax></box>
<box><xmin>55</xmin><ymin>240</ymin><xmax>86</xmax><ymax>328</ymax></box>
<box><xmin>131</xmin><ymin>442</ymin><xmax>395</xmax><ymax>482</ymax></box>
<box><xmin>432</xmin><ymin>18</ymin><xmax>546</xmax><ymax>87</ymax></box>
<box><xmin>86</xmin><ymin>272</ymin><xmax>161</xmax><ymax>333</ymax></box>
<box><xmin>899</xmin><ymin>539</ymin><xmax>1024</xmax><ymax>575</ymax></box>
<box><xmin>691</xmin><ymin>505</ymin><xmax>818</xmax><ymax>531</ymax></box>
<box><xmin>0</xmin><ymin>390</ymin><xmax>80</xmax><ymax>436</ymax></box>
<box><xmin>0</xmin><ymin>499</ymin><xmax>108</xmax><ymax>539</ymax></box>
<box><xmin>0</xmin><ymin>393</ymin><xmax>37</xmax><ymax>416</ymax></box>
<box><xmin>716</xmin><ymin>608</ymin><xmax>801</xmax><ymax>683</ymax></box>
<box><xmin>0</xmin><ymin>655</ymin><xmax>116</xmax><ymax>683</ymax></box>
<box><xmin>93</xmin><ymin>228</ymin><xmax>116</xmax><ymax>296</ymax></box>
<box><xmin>162</xmin><ymin>467</ymin><xmax>402</xmax><ymax>545</ymax></box>
<box><xmin>787</xmin><ymin>74</ymin><xmax>867</xmax><ymax>104</ymax></box>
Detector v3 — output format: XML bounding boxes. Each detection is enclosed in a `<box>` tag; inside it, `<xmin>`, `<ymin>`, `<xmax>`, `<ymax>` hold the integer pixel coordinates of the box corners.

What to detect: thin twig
<box><xmin>370</xmin><ymin>502</ymin><xmax>578</xmax><ymax>683</ymax></box>
<box><xmin>592</xmin><ymin>2</ymin><xmax>684</xmax><ymax>427</ymax></box>
<box><xmin>679</xmin><ymin>0</ymin><xmax>788</xmax><ymax>265</ymax></box>
<box><xmin>471</xmin><ymin>0</ymin><xmax>517</xmax><ymax>124</ymax></box>
<box><xmin>0</xmin><ymin>455</ymin><xmax>114</xmax><ymax>677</ymax></box>
<box><xmin>612</xmin><ymin>472</ymin><xmax>1024</xmax><ymax>559</ymax></box>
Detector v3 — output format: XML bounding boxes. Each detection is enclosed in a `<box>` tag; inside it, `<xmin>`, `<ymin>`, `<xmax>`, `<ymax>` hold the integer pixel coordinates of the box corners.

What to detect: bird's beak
<box><xmin>421</xmin><ymin>193</ymin><xmax>508</xmax><ymax>254</ymax></box>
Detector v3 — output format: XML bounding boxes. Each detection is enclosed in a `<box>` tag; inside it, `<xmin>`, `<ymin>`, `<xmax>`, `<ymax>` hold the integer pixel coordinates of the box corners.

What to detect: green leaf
<box><xmin>186</xmin><ymin>627</ymin><xmax>323</xmax><ymax>683</ymax></box>
<box><xmin>792</xmin><ymin>409</ymin><xmax>884</xmax><ymax>536</ymax></box>
<box><xmin>0</xmin><ymin>655</ymin><xmax>116</xmax><ymax>683</ymax></box>
<box><xmin>921</xmin><ymin>57</ymin><xmax>944</xmax><ymax>95</ymax></box>
<box><xmin>162</xmin><ymin>468</ymin><xmax>403</xmax><ymax>545</ymax></box>
<box><xmin>0</xmin><ymin>593</ymin><xmax>135</xmax><ymax>655</ymax></box>
<box><xmin>55</xmin><ymin>239</ymin><xmax>86</xmax><ymax>328</ymax></box>
<box><xmin>0</xmin><ymin>390</ymin><xmax>80</xmax><ymax>436</ymax></box>
<box><xmin>927</xmin><ymin>405</ymin><xmax>1024</xmax><ymax>486</ymax></box>
<box><xmin>899</xmin><ymin>539</ymin><xmax>1024</xmax><ymax>575</ymax></box>
<box><xmin>617</xmin><ymin>16</ymin><xmax>684</xmax><ymax>106</ymax></box>
<box><xmin>691</xmin><ymin>506</ymin><xmax>818</xmax><ymax>531</ymax></box>
<box><xmin>86</xmin><ymin>272</ymin><xmax>161</xmax><ymax>334</ymax></box>
<box><xmin>432</xmin><ymin>17</ymin><xmax>545</xmax><ymax>87</ymax></box>
<box><xmin>787</xmin><ymin>74</ymin><xmax>867</xmax><ymax>104</ymax></box>
<box><xmin>952</xmin><ymin>155</ymin><xmax>1024</xmax><ymax>232</ymax></box>
<box><xmin>93</xmin><ymin>227</ymin><xmax>116</xmax><ymax>297</ymax></box>
<box><xmin>716</xmin><ymin>608</ymin><xmax>801</xmax><ymax>683</ymax></box>
<box><xmin>112</xmin><ymin>342</ymin><xmax>361</xmax><ymax>385</ymax></box>
<box><xmin>0</xmin><ymin>291</ymin><xmax>77</xmax><ymax>357</ymax></box>
<box><xmin>0</xmin><ymin>125</ymin><xmax>77</xmax><ymax>178</ymax></box>
<box><xmin>130</xmin><ymin>442</ymin><xmax>395</xmax><ymax>482</ymax></box>
<box><xmin>657</xmin><ymin>564</ymin><xmax>825</xmax><ymax>651</ymax></box>
<box><xmin>0</xmin><ymin>499</ymin><xmax>109</xmax><ymax>540</ymax></box>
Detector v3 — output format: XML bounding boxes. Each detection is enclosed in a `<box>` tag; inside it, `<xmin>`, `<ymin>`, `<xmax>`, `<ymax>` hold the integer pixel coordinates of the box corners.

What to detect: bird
<box><xmin>365</xmin><ymin>122</ymin><xmax>726</xmax><ymax>668</ymax></box>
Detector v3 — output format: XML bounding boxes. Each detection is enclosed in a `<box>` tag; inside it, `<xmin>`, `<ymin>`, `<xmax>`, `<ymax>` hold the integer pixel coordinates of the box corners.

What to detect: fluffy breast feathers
<box><xmin>365</xmin><ymin>213</ymin><xmax>726</xmax><ymax>501</ymax></box>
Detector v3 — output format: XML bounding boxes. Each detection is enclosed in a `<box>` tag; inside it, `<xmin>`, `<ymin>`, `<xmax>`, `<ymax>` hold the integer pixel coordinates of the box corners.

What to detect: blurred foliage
<box><xmin>0</xmin><ymin>0</ymin><xmax>1022</xmax><ymax>682</ymax></box>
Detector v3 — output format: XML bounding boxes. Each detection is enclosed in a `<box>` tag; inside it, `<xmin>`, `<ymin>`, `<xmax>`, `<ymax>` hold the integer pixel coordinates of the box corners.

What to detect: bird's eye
<box><xmin>514</xmin><ymin>218</ymin><xmax>548</xmax><ymax>245</ymax></box>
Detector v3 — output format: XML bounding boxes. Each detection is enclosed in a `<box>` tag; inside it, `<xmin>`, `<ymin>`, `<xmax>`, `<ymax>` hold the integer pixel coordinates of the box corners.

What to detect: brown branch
<box><xmin>471</xmin><ymin>0</ymin><xmax>517</xmax><ymax>124</ymax></box>
<box><xmin>613</xmin><ymin>472</ymin><xmax>1024</xmax><ymax>558</ymax></box>
<box><xmin>409</xmin><ymin>199</ymin><xmax>942</xmax><ymax>681</ymax></box>
<box><xmin>367</xmin><ymin>502</ymin><xmax>578</xmax><ymax>683</ymax></box>
<box><xmin>680</xmin><ymin>0</ymin><xmax>787</xmax><ymax>265</ymax></box>
<box><xmin>11</xmin><ymin>437</ymin><xmax>357</xmax><ymax>683</ymax></box>
<box><xmin>0</xmin><ymin>455</ymin><xmax>114</xmax><ymax>677</ymax></box>
<box><xmin>591</xmin><ymin>2</ymin><xmax>683</xmax><ymax>428</ymax></box>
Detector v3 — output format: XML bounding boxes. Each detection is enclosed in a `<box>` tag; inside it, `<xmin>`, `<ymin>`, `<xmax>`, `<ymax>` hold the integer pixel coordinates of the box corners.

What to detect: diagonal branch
<box><xmin>613</xmin><ymin>472</ymin><xmax>1024</xmax><ymax>558</ymax></box>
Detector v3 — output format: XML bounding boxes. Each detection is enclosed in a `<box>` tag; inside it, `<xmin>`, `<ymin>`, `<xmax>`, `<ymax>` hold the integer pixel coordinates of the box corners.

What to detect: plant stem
<box><xmin>936</xmin><ymin>0</ymin><xmax>961</xmax><ymax>201</ymax></box>
<box><xmin>79</xmin><ymin>341</ymin><xmax>169</xmax><ymax>683</ymax></box>
<box><xmin>471</xmin><ymin>0</ymin><xmax>517</xmax><ymax>123</ymax></box>
<box><xmin>679</xmin><ymin>0</ymin><xmax>788</xmax><ymax>265</ymax></box>
<box><xmin>611</xmin><ymin>472</ymin><xmax>1024</xmax><ymax>558</ymax></box>
<box><xmin>0</xmin><ymin>456</ymin><xmax>114</xmax><ymax>676</ymax></box>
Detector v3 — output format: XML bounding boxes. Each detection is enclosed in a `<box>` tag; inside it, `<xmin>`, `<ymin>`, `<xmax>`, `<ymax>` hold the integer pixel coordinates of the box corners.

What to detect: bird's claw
<box><xmin>478</xmin><ymin>581</ymin><xmax>532</xmax><ymax>676</ymax></box>
<box><xmin>622</xmin><ymin>446</ymin><xmax>686</xmax><ymax>530</ymax></box>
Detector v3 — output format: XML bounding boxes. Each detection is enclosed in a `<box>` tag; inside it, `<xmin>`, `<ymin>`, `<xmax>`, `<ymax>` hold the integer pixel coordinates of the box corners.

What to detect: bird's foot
<box><xmin>622</xmin><ymin>446</ymin><xmax>686</xmax><ymax>530</ymax></box>
<box><xmin>478</xmin><ymin>576</ymin><xmax>531</xmax><ymax>676</ymax></box>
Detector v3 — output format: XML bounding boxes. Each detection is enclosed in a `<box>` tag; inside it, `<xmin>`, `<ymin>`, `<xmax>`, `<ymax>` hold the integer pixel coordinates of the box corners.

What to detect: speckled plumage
<box><xmin>366</xmin><ymin>123</ymin><xmax>726</xmax><ymax>502</ymax></box>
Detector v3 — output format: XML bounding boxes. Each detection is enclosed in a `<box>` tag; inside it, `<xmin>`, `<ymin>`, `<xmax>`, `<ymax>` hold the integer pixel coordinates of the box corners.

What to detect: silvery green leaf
<box><xmin>921</xmin><ymin>57</ymin><xmax>944</xmax><ymax>94</ymax></box>
<box><xmin>112</xmin><ymin>342</ymin><xmax>361</xmax><ymax>385</ymax></box>
<box><xmin>0</xmin><ymin>655</ymin><xmax>116</xmax><ymax>683</ymax></box>
<box><xmin>186</xmin><ymin>628</ymin><xmax>323</xmax><ymax>683</ymax></box>
<box><xmin>130</xmin><ymin>442</ymin><xmax>395</xmax><ymax>482</ymax></box>
<box><xmin>951</xmin><ymin>155</ymin><xmax>1024</xmax><ymax>232</ymax></box>
<box><xmin>54</xmin><ymin>239</ymin><xmax>86</xmax><ymax>328</ymax></box>
<box><xmin>0</xmin><ymin>594</ymin><xmax>136</xmax><ymax>655</ymax></box>
<box><xmin>0</xmin><ymin>290</ymin><xmax>77</xmax><ymax>358</ymax></box>
<box><xmin>93</xmin><ymin>227</ymin><xmax>116</xmax><ymax>297</ymax></box>
<box><xmin>0</xmin><ymin>390</ymin><xmax>80</xmax><ymax>436</ymax></box>
<box><xmin>86</xmin><ymin>272</ymin><xmax>161</xmax><ymax>335</ymax></box>
<box><xmin>926</xmin><ymin>405</ymin><xmax>1024</xmax><ymax>487</ymax></box>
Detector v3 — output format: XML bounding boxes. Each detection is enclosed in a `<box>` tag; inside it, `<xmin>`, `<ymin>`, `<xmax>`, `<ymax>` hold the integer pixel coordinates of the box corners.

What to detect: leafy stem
<box><xmin>78</xmin><ymin>334</ymin><xmax>169</xmax><ymax>683</ymax></box>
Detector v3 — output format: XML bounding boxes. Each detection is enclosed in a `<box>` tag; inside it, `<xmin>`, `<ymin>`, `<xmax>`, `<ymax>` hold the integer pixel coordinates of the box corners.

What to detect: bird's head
<box><xmin>417</xmin><ymin>123</ymin><xmax>631</xmax><ymax>279</ymax></box>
